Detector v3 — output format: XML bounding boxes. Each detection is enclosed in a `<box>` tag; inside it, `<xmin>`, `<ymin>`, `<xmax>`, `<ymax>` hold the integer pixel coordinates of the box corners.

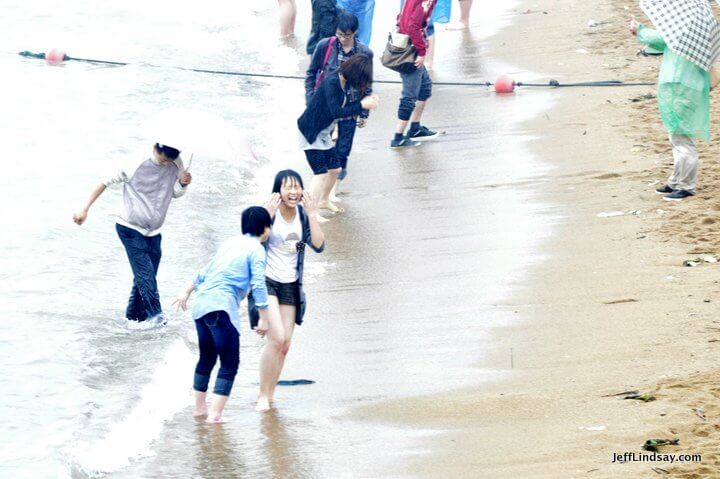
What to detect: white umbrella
<box><xmin>640</xmin><ymin>0</ymin><xmax>720</xmax><ymax>71</ymax></box>
<box><xmin>144</xmin><ymin>108</ymin><xmax>245</xmax><ymax>170</ymax></box>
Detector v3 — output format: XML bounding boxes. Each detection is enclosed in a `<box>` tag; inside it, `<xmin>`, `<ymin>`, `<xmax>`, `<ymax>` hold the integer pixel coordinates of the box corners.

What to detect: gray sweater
<box><xmin>105</xmin><ymin>157</ymin><xmax>187</xmax><ymax>236</ymax></box>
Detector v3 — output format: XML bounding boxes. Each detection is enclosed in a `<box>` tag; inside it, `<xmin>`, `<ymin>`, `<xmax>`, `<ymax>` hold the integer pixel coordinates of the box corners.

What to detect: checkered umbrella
<box><xmin>640</xmin><ymin>0</ymin><xmax>720</xmax><ymax>71</ymax></box>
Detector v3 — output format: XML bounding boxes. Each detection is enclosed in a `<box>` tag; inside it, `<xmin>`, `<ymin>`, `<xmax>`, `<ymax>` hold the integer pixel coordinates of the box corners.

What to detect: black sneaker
<box><xmin>407</xmin><ymin>125</ymin><xmax>439</xmax><ymax>141</ymax></box>
<box><xmin>655</xmin><ymin>184</ymin><xmax>675</xmax><ymax>194</ymax></box>
<box><xmin>663</xmin><ymin>189</ymin><xmax>694</xmax><ymax>201</ymax></box>
<box><xmin>390</xmin><ymin>136</ymin><xmax>420</xmax><ymax>148</ymax></box>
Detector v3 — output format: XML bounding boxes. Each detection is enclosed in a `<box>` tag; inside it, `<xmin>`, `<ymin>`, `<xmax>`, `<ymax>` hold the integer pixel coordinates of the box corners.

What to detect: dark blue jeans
<box><xmin>333</xmin><ymin>118</ymin><xmax>357</xmax><ymax>179</ymax></box>
<box><xmin>193</xmin><ymin>310</ymin><xmax>240</xmax><ymax>396</ymax></box>
<box><xmin>116</xmin><ymin>224</ymin><xmax>162</xmax><ymax>321</ymax></box>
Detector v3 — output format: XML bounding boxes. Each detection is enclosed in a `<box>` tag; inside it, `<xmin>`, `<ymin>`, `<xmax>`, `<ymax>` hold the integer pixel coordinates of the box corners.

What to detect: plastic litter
<box><xmin>642</xmin><ymin>438</ymin><xmax>679</xmax><ymax>452</ymax></box>
<box><xmin>597</xmin><ymin>210</ymin><xmax>641</xmax><ymax>218</ymax></box>
<box><xmin>580</xmin><ymin>425</ymin><xmax>607</xmax><ymax>431</ymax></box>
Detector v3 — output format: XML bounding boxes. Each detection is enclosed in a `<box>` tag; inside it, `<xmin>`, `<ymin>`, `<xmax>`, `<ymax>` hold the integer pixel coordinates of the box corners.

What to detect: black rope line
<box><xmin>18</xmin><ymin>50</ymin><xmax>656</xmax><ymax>88</ymax></box>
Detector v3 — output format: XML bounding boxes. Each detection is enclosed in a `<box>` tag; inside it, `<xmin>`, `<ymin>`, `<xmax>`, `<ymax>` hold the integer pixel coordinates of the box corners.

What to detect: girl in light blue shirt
<box><xmin>174</xmin><ymin>206</ymin><xmax>272</xmax><ymax>423</ymax></box>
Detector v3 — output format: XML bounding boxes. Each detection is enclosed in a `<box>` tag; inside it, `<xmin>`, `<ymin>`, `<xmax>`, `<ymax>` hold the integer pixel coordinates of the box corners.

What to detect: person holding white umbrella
<box><xmin>631</xmin><ymin>0</ymin><xmax>720</xmax><ymax>201</ymax></box>
<box><xmin>73</xmin><ymin>142</ymin><xmax>192</xmax><ymax>324</ymax></box>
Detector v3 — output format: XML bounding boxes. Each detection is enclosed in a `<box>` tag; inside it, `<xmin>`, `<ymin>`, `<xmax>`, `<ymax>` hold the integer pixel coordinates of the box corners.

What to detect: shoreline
<box><xmin>354</xmin><ymin>0</ymin><xmax>720</xmax><ymax>477</ymax></box>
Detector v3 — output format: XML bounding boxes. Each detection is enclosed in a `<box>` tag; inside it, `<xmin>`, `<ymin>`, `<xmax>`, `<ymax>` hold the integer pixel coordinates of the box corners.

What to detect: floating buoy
<box><xmin>46</xmin><ymin>48</ymin><xmax>66</xmax><ymax>64</ymax></box>
<box><xmin>494</xmin><ymin>75</ymin><xmax>515</xmax><ymax>93</ymax></box>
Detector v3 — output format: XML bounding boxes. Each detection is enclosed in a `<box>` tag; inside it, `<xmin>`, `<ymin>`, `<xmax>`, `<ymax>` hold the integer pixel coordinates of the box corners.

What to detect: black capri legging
<box><xmin>193</xmin><ymin>310</ymin><xmax>239</xmax><ymax>396</ymax></box>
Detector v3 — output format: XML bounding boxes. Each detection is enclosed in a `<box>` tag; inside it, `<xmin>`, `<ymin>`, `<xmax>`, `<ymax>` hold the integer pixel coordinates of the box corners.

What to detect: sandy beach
<box><xmin>6</xmin><ymin>0</ymin><xmax>720</xmax><ymax>476</ymax></box>
<box><xmin>352</xmin><ymin>0</ymin><xmax>720</xmax><ymax>477</ymax></box>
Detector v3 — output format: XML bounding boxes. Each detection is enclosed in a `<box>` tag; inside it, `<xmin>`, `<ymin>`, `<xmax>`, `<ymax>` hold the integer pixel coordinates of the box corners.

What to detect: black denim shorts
<box><xmin>266</xmin><ymin>277</ymin><xmax>299</xmax><ymax>306</ymax></box>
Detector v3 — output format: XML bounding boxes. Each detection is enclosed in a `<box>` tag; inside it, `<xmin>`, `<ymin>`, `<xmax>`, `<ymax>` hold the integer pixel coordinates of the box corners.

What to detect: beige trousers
<box><xmin>668</xmin><ymin>134</ymin><xmax>698</xmax><ymax>193</ymax></box>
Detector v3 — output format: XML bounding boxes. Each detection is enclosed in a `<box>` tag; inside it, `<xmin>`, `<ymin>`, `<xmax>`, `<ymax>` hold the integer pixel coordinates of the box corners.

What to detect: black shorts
<box><xmin>305</xmin><ymin>148</ymin><xmax>340</xmax><ymax>175</ymax></box>
<box><xmin>266</xmin><ymin>278</ymin><xmax>299</xmax><ymax>306</ymax></box>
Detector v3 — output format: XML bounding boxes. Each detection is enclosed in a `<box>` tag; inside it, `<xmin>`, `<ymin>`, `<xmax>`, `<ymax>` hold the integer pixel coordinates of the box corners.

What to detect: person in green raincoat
<box><xmin>631</xmin><ymin>18</ymin><xmax>718</xmax><ymax>200</ymax></box>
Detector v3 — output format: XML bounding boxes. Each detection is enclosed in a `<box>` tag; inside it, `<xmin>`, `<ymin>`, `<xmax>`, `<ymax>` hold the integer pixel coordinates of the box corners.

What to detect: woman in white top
<box><xmin>251</xmin><ymin>170</ymin><xmax>326</xmax><ymax>411</ymax></box>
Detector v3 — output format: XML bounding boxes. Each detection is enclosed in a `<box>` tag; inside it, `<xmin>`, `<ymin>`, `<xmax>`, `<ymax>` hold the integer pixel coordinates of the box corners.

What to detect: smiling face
<box><xmin>279</xmin><ymin>176</ymin><xmax>302</xmax><ymax>208</ymax></box>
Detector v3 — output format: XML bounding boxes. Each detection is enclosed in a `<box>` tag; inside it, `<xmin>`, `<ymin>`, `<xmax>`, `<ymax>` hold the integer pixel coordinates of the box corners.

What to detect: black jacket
<box><xmin>306</xmin><ymin>0</ymin><xmax>338</xmax><ymax>55</ymax></box>
<box><xmin>297</xmin><ymin>72</ymin><xmax>363</xmax><ymax>144</ymax></box>
<box><xmin>304</xmin><ymin>36</ymin><xmax>373</xmax><ymax>118</ymax></box>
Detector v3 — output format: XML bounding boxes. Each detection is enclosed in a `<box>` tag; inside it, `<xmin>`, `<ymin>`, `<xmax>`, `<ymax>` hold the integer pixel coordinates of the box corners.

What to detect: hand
<box><xmin>360</xmin><ymin>94</ymin><xmax>379</xmax><ymax>111</ymax></box>
<box><xmin>180</xmin><ymin>171</ymin><xmax>192</xmax><ymax>186</ymax></box>
<box><xmin>357</xmin><ymin>118</ymin><xmax>367</xmax><ymax>128</ymax></box>
<box><xmin>414</xmin><ymin>55</ymin><xmax>425</xmax><ymax>68</ymax></box>
<box><xmin>254</xmin><ymin>317</ymin><xmax>269</xmax><ymax>337</ymax></box>
<box><xmin>73</xmin><ymin>210</ymin><xmax>88</xmax><ymax>225</ymax></box>
<box><xmin>264</xmin><ymin>193</ymin><xmax>281</xmax><ymax>217</ymax></box>
<box><xmin>301</xmin><ymin>190</ymin><xmax>318</xmax><ymax>217</ymax></box>
<box><xmin>630</xmin><ymin>18</ymin><xmax>639</xmax><ymax>36</ymax></box>
<box><xmin>172</xmin><ymin>293</ymin><xmax>190</xmax><ymax>312</ymax></box>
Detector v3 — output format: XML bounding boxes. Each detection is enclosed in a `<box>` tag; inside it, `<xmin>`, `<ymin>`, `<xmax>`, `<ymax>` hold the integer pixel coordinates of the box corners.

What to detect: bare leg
<box><xmin>447</xmin><ymin>0</ymin><xmax>473</xmax><ymax>30</ymax></box>
<box><xmin>277</xmin><ymin>0</ymin><xmax>296</xmax><ymax>37</ymax></box>
<box><xmin>460</xmin><ymin>0</ymin><xmax>473</xmax><ymax>27</ymax></box>
<box><xmin>410</xmin><ymin>100</ymin><xmax>427</xmax><ymax>124</ymax></box>
<box><xmin>257</xmin><ymin>297</ymin><xmax>285</xmax><ymax>412</ymax></box>
<box><xmin>395</xmin><ymin>118</ymin><xmax>409</xmax><ymax>135</ymax></box>
<box><xmin>194</xmin><ymin>391</ymin><xmax>208</xmax><ymax>417</ymax></box>
<box><xmin>309</xmin><ymin>174</ymin><xmax>331</xmax><ymax>222</ymax></box>
<box><xmin>267</xmin><ymin>304</ymin><xmax>296</xmax><ymax>402</ymax></box>
<box><xmin>329</xmin><ymin>180</ymin><xmax>342</xmax><ymax>203</ymax></box>
<box><xmin>207</xmin><ymin>394</ymin><xmax>229</xmax><ymax>423</ymax></box>
<box><xmin>319</xmin><ymin>168</ymin><xmax>343</xmax><ymax>212</ymax></box>
<box><xmin>309</xmin><ymin>173</ymin><xmax>326</xmax><ymax>204</ymax></box>
<box><xmin>425</xmin><ymin>36</ymin><xmax>436</xmax><ymax>69</ymax></box>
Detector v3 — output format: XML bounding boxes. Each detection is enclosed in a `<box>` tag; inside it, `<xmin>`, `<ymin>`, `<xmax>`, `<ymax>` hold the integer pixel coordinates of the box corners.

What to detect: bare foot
<box><xmin>445</xmin><ymin>21</ymin><xmax>469</xmax><ymax>30</ymax></box>
<box><xmin>256</xmin><ymin>397</ymin><xmax>271</xmax><ymax>412</ymax></box>
<box><xmin>206</xmin><ymin>415</ymin><xmax>226</xmax><ymax>424</ymax></box>
<box><xmin>193</xmin><ymin>409</ymin><xmax>208</xmax><ymax>417</ymax></box>
<box><xmin>328</xmin><ymin>194</ymin><xmax>342</xmax><ymax>203</ymax></box>
<box><xmin>319</xmin><ymin>201</ymin><xmax>345</xmax><ymax>213</ymax></box>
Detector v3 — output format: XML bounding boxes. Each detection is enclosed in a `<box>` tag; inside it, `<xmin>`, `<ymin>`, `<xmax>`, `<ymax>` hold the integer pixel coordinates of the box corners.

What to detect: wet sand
<box><xmin>352</xmin><ymin>0</ymin><xmax>720</xmax><ymax>477</ymax></box>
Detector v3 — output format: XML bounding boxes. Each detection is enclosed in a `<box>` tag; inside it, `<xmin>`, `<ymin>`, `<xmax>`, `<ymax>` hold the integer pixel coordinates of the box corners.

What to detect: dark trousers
<box><xmin>116</xmin><ymin>223</ymin><xmax>162</xmax><ymax>321</ymax></box>
<box><xmin>193</xmin><ymin>311</ymin><xmax>240</xmax><ymax>396</ymax></box>
<box><xmin>333</xmin><ymin>118</ymin><xmax>358</xmax><ymax>177</ymax></box>
<box><xmin>398</xmin><ymin>66</ymin><xmax>433</xmax><ymax>121</ymax></box>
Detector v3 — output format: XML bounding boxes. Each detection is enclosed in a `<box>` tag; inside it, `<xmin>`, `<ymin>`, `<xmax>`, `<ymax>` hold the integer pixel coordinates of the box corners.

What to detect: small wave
<box><xmin>69</xmin><ymin>339</ymin><xmax>195</xmax><ymax>477</ymax></box>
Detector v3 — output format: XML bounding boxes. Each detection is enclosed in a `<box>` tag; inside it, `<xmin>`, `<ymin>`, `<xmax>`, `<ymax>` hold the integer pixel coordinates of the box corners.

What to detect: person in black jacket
<box><xmin>306</xmin><ymin>0</ymin><xmax>338</xmax><ymax>55</ymax></box>
<box><xmin>305</xmin><ymin>10</ymin><xmax>374</xmax><ymax>206</ymax></box>
<box><xmin>298</xmin><ymin>54</ymin><xmax>378</xmax><ymax>218</ymax></box>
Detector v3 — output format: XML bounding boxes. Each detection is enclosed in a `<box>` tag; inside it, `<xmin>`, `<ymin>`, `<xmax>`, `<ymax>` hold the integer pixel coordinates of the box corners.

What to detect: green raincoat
<box><xmin>636</xmin><ymin>24</ymin><xmax>711</xmax><ymax>143</ymax></box>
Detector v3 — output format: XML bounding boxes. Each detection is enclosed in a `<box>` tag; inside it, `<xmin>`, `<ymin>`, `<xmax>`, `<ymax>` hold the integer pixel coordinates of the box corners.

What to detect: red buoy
<box><xmin>46</xmin><ymin>48</ymin><xmax>66</xmax><ymax>64</ymax></box>
<box><xmin>494</xmin><ymin>75</ymin><xmax>515</xmax><ymax>93</ymax></box>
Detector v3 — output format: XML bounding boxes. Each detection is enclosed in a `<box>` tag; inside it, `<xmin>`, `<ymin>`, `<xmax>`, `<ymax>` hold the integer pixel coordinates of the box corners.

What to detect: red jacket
<box><xmin>398</xmin><ymin>0</ymin><xmax>437</xmax><ymax>57</ymax></box>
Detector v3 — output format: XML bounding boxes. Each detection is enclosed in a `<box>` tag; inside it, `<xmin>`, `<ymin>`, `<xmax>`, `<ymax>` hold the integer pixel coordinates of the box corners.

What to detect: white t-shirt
<box><xmin>265</xmin><ymin>209</ymin><xmax>302</xmax><ymax>283</ymax></box>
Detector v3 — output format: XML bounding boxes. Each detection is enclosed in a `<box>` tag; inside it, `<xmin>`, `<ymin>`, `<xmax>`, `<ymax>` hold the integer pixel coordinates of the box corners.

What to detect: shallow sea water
<box><xmin>0</xmin><ymin>1</ymin><xmax>556</xmax><ymax>477</ymax></box>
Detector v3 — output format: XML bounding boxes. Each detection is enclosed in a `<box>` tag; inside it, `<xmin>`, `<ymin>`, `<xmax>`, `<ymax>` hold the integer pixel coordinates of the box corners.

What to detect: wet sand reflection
<box><xmin>193</xmin><ymin>419</ymin><xmax>247</xmax><ymax>479</ymax></box>
<box><xmin>258</xmin><ymin>410</ymin><xmax>316</xmax><ymax>479</ymax></box>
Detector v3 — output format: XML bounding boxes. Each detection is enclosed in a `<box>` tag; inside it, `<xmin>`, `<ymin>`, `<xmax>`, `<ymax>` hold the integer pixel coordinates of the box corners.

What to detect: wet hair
<box><xmin>340</xmin><ymin>54</ymin><xmax>372</xmax><ymax>93</ymax></box>
<box><xmin>241</xmin><ymin>206</ymin><xmax>272</xmax><ymax>236</ymax></box>
<box><xmin>336</xmin><ymin>9</ymin><xmax>359</xmax><ymax>33</ymax></box>
<box><xmin>272</xmin><ymin>169</ymin><xmax>304</xmax><ymax>193</ymax></box>
<box><xmin>154</xmin><ymin>143</ymin><xmax>180</xmax><ymax>160</ymax></box>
